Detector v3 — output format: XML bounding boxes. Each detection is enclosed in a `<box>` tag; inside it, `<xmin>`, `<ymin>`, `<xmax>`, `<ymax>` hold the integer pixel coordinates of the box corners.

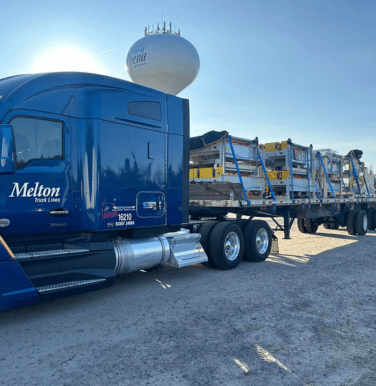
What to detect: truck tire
<box><xmin>354</xmin><ymin>210</ymin><xmax>367</xmax><ymax>236</ymax></box>
<box><xmin>242</xmin><ymin>220</ymin><xmax>272</xmax><ymax>262</ymax></box>
<box><xmin>346</xmin><ymin>210</ymin><xmax>357</xmax><ymax>235</ymax></box>
<box><xmin>323</xmin><ymin>223</ymin><xmax>331</xmax><ymax>229</ymax></box>
<box><xmin>367</xmin><ymin>209</ymin><xmax>376</xmax><ymax>231</ymax></box>
<box><xmin>209</xmin><ymin>222</ymin><xmax>244</xmax><ymax>270</ymax></box>
<box><xmin>297</xmin><ymin>219</ymin><xmax>307</xmax><ymax>233</ymax></box>
<box><xmin>199</xmin><ymin>221</ymin><xmax>219</xmax><ymax>267</ymax></box>
<box><xmin>331</xmin><ymin>223</ymin><xmax>340</xmax><ymax>230</ymax></box>
<box><xmin>236</xmin><ymin>219</ymin><xmax>249</xmax><ymax>231</ymax></box>
<box><xmin>305</xmin><ymin>219</ymin><xmax>318</xmax><ymax>234</ymax></box>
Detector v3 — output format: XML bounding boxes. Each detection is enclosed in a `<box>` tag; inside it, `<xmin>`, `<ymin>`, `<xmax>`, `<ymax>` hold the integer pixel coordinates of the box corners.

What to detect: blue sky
<box><xmin>1</xmin><ymin>0</ymin><xmax>375</xmax><ymax>168</ymax></box>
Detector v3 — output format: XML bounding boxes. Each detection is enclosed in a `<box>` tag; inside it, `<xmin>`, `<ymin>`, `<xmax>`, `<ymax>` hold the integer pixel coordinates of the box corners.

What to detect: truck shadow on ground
<box><xmin>311</xmin><ymin>230</ymin><xmax>376</xmax><ymax>240</ymax></box>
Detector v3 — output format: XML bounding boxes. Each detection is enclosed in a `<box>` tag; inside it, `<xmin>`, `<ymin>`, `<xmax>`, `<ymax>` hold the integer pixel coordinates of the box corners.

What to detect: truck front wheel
<box><xmin>209</xmin><ymin>222</ymin><xmax>244</xmax><ymax>270</ymax></box>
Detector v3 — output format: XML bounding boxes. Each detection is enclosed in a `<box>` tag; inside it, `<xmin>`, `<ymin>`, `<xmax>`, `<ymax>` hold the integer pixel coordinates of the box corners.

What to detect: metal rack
<box><xmin>189</xmin><ymin>132</ymin><xmax>266</xmax><ymax>201</ymax></box>
<box><xmin>262</xmin><ymin>140</ymin><xmax>314</xmax><ymax>200</ymax></box>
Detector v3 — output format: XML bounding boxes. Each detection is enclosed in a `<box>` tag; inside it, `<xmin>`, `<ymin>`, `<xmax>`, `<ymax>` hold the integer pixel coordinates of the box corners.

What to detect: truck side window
<box><xmin>128</xmin><ymin>101</ymin><xmax>162</xmax><ymax>121</ymax></box>
<box><xmin>10</xmin><ymin>117</ymin><xmax>64</xmax><ymax>168</ymax></box>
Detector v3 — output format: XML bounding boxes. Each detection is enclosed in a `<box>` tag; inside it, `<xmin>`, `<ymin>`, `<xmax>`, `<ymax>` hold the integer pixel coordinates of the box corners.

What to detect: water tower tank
<box><xmin>126</xmin><ymin>23</ymin><xmax>200</xmax><ymax>95</ymax></box>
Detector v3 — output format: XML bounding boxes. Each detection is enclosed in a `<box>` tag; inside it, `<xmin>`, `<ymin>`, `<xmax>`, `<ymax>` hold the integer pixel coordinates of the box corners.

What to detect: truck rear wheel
<box><xmin>346</xmin><ymin>210</ymin><xmax>357</xmax><ymax>235</ymax></box>
<box><xmin>297</xmin><ymin>219</ymin><xmax>307</xmax><ymax>233</ymax></box>
<box><xmin>354</xmin><ymin>210</ymin><xmax>367</xmax><ymax>236</ymax></box>
<box><xmin>305</xmin><ymin>219</ymin><xmax>318</xmax><ymax>234</ymax></box>
<box><xmin>209</xmin><ymin>222</ymin><xmax>244</xmax><ymax>270</ymax></box>
<box><xmin>367</xmin><ymin>209</ymin><xmax>376</xmax><ymax>231</ymax></box>
<box><xmin>323</xmin><ymin>223</ymin><xmax>331</xmax><ymax>229</ymax></box>
<box><xmin>243</xmin><ymin>220</ymin><xmax>272</xmax><ymax>262</ymax></box>
<box><xmin>199</xmin><ymin>221</ymin><xmax>219</xmax><ymax>267</ymax></box>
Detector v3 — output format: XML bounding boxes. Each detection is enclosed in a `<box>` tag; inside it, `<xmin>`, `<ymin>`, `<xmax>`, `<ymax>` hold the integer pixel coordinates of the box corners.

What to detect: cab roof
<box><xmin>0</xmin><ymin>72</ymin><xmax>167</xmax><ymax>122</ymax></box>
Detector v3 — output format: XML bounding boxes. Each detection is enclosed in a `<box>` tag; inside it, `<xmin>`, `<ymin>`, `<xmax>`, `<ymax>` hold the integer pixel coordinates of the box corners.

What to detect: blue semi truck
<box><xmin>0</xmin><ymin>72</ymin><xmax>375</xmax><ymax>311</ymax></box>
<box><xmin>0</xmin><ymin>72</ymin><xmax>211</xmax><ymax>311</ymax></box>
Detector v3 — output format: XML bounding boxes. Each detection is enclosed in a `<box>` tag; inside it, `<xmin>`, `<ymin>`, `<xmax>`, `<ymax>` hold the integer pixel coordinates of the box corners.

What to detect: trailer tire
<box><xmin>209</xmin><ymin>222</ymin><xmax>244</xmax><ymax>270</ymax></box>
<box><xmin>305</xmin><ymin>219</ymin><xmax>318</xmax><ymax>234</ymax></box>
<box><xmin>367</xmin><ymin>209</ymin><xmax>376</xmax><ymax>231</ymax></box>
<box><xmin>297</xmin><ymin>219</ymin><xmax>307</xmax><ymax>233</ymax></box>
<box><xmin>243</xmin><ymin>220</ymin><xmax>272</xmax><ymax>262</ymax></box>
<box><xmin>323</xmin><ymin>223</ymin><xmax>331</xmax><ymax>229</ymax></box>
<box><xmin>354</xmin><ymin>210</ymin><xmax>367</xmax><ymax>236</ymax></box>
<box><xmin>346</xmin><ymin>210</ymin><xmax>357</xmax><ymax>235</ymax></box>
<box><xmin>199</xmin><ymin>221</ymin><xmax>219</xmax><ymax>267</ymax></box>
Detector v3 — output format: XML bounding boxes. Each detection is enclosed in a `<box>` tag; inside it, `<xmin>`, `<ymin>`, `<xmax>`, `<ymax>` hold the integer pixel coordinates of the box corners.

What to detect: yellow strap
<box><xmin>0</xmin><ymin>234</ymin><xmax>14</xmax><ymax>259</ymax></box>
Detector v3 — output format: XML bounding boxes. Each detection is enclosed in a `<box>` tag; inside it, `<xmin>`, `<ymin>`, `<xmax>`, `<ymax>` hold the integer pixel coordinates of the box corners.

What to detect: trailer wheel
<box><xmin>305</xmin><ymin>219</ymin><xmax>318</xmax><ymax>234</ymax></box>
<box><xmin>354</xmin><ymin>210</ymin><xmax>367</xmax><ymax>236</ymax></box>
<box><xmin>243</xmin><ymin>220</ymin><xmax>272</xmax><ymax>262</ymax></box>
<box><xmin>323</xmin><ymin>223</ymin><xmax>331</xmax><ymax>229</ymax></box>
<box><xmin>367</xmin><ymin>209</ymin><xmax>376</xmax><ymax>231</ymax></box>
<box><xmin>297</xmin><ymin>219</ymin><xmax>307</xmax><ymax>233</ymax></box>
<box><xmin>346</xmin><ymin>210</ymin><xmax>357</xmax><ymax>235</ymax></box>
<box><xmin>199</xmin><ymin>221</ymin><xmax>219</xmax><ymax>267</ymax></box>
<box><xmin>209</xmin><ymin>222</ymin><xmax>244</xmax><ymax>270</ymax></box>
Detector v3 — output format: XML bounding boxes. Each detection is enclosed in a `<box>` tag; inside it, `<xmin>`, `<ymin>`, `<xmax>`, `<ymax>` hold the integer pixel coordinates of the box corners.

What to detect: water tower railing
<box><xmin>144</xmin><ymin>22</ymin><xmax>180</xmax><ymax>36</ymax></box>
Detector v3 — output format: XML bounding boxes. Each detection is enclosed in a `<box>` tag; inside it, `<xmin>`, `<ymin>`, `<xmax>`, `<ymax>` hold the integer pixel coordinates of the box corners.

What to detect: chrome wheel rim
<box><xmin>224</xmin><ymin>232</ymin><xmax>240</xmax><ymax>261</ymax></box>
<box><xmin>363</xmin><ymin>215</ymin><xmax>368</xmax><ymax>231</ymax></box>
<box><xmin>256</xmin><ymin>228</ymin><xmax>269</xmax><ymax>254</ymax></box>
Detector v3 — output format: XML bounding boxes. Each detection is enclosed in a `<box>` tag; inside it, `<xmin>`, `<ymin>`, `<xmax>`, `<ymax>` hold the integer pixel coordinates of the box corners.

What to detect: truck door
<box><xmin>0</xmin><ymin>113</ymin><xmax>71</xmax><ymax>236</ymax></box>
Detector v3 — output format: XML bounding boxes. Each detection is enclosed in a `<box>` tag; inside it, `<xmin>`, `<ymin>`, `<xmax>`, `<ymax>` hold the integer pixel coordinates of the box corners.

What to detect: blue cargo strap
<box><xmin>362</xmin><ymin>165</ymin><xmax>371</xmax><ymax>198</ymax></box>
<box><xmin>349</xmin><ymin>155</ymin><xmax>362</xmax><ymax>196</ymax></box>
<box><xmin>306</xmin><ymin>147</ymin><xmax>311</xmax><ymax>199</ymax></box>
<box><xmin>257</xmin><ymin>148</ymin><xmax>277</xmax><ymax>211</ymax></box>
<box><xmin>317</xmin><ymin>152</ymin><xmax>336</xmax><ymax>199</ymax></box>
<box><xmin>227</xmin><ymin>135</ymin><xmax>249</xmax><ymax>204</ymax></box>
<box><xmin>315</xmin><ymin>183</ymin><xmax>322</xmax><ymax>200</ymax></box>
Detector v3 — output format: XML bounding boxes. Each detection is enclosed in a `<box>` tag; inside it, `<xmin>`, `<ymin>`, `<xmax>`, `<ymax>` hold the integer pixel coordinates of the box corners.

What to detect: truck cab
<box><xmin>0</xmin><ymin>73</ymin><xmax>205</xmax><ymax>311</ymax></box>
<box><xmin>0</xmin><ymin>72</ymin><xmax>189</xmax><ymax>246</ymax></box>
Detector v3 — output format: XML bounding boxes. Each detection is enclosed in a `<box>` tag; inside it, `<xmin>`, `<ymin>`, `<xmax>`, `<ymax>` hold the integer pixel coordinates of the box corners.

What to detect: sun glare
<box><xmin>31</xmin><ymin>47</ymin><xmax>103</xmax><ymax>74</ymax></box>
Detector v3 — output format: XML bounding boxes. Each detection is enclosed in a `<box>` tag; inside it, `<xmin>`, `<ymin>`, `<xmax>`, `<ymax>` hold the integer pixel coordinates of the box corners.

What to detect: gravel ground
<box><xmin>1</xmin><ymin>223</ymin><xmax>376</xmax><ymax>386</ymax></box>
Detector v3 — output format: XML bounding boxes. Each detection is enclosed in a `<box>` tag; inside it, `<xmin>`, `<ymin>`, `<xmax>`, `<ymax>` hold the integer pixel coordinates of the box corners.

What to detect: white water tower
<box><xmin>126</xmin><ymin>23</ymin><xmax>200</xmax><ymax>95</ymax></box>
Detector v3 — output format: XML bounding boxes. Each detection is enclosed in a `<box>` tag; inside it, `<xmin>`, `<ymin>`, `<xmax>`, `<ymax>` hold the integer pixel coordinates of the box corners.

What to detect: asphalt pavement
<box><xmin>1</xmin><ymin>224</ymin><xmax>376</xmax><ymax>386</ymax></box>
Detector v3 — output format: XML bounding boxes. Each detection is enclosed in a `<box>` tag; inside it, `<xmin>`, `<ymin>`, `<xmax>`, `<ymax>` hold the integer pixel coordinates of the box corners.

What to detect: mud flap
<box><xmin>0</xmin><ymin>236</ymin><xmax>41</xmax><ymax>311</ymax></box>
<box><xmin>271</xmin><ymin>234</ymin><xmax>279</xmax><ymax>254</ymax></box>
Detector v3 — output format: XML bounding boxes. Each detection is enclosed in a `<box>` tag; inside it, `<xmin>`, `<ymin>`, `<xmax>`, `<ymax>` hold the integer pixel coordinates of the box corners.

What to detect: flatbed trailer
<box><xmin>188</xmin><ymin>131</ymin><xmax>376</xmax><ymax>242</ymax></box>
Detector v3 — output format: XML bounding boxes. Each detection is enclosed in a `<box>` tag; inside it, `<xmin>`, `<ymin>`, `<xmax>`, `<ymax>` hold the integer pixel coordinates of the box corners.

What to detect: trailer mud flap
<box><xmin>271</xmin><ymin>234</ymin><xmax>279</xmax><ymax>254</ymax></box>
<box><xmin>0</xmin><ymin>237</ymin><xmax>41</xmax><ymax>311</ymax></box>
